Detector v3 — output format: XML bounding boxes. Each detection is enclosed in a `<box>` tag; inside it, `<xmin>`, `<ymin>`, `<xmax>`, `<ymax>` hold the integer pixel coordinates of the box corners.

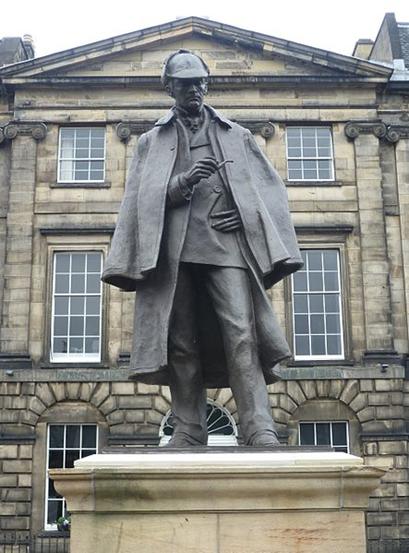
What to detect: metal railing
<box><xmin>0</xmin><ymin>533</ymin><xmax>69</xmax><ymax>553</ymax></box>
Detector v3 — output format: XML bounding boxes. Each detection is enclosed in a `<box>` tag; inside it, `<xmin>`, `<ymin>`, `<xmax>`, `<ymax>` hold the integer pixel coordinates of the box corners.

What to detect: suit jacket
<box><xmin>102</xmin><ymin>105</ymin><xmax>303</xmax><ymax>386</ymax></box>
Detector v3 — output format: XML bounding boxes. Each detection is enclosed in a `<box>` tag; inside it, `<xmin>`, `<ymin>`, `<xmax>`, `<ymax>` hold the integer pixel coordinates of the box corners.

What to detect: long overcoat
<box><xmin>102</xmin><ymin>105</ymin><xmax>303</xmax><ymax>387</ymax></box>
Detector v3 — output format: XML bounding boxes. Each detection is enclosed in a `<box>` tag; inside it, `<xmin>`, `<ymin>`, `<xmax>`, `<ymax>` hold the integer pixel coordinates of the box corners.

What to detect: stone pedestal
<box><xmin>51</xmin><ymin>450</ymin><xmax>387</xmax><ymax>553</ymax></box>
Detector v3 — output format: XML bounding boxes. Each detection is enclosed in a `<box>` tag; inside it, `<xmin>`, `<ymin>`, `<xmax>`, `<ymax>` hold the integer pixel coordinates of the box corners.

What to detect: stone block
<box><xmin>90</xmin><ymin>383</ymin><xmax>110</xmax><ymax>407</ymax></box>
<box><xmin>375</xmin><ymin>406</ymin><xmax>404</xmax><ymax>420</ymax></box>
<box><xmin>396</xmin><ymin>483</ymin><xmax>409</xmax><ymax>496</ymax></box>
<box><xmin>118</xmin><ymin>396</ymin><xmax>152</xmax><ymax>409</ymax></box>
<box><xmin>0</xmin><ymin>474</ymin><xmax>18</xmax><ymax>486</ymax></box>
<box><xmin>2</xmin><ymin>460</ymin><xmax>32</xmax><ymax>473</ymax></box>
<box><xmin>349</xmin><ymin>393</ymin><xmax>368</xmax><ymax>413</ymax></box>
<box><xmin>112</xmin><ymin>382</ymin><xmax>136</xmax><ymax>396</ymax></box>
<box><xmin>0</xmin><ymin>515</ymin><xmax>29</xmax><ymax>530</ymax></box>
<box><xmin>66</xmin><ymin>382</ymin><xmax>81</xmax><ymax>400</ymax></box>
<box><xmin>28</xmin><ymin>396</ymin><xmax>46</xmax><ymax>416</ymax></box>
<box><xmin>299</xmin><ymin>381</ymin><xmax>317</xmax><ymax>400</ymax></box>
<box><xmin>286</xmin><ymin>381</ymin><xmax>306</xmax><ymax>406</ymax></box>
<box><xmin>329</xmin><ymin>380</ymin><xmax>344</xmax><ymax>399</ymax></box>
<box><xmin>153</xmin><ymin>395</ymin><xmax>171</xmax><ymax>415</ymax></box>
<box><xmin>35</xmin><ymin>383</ymin><xmax>55</xmax><ymax>407</ymax></box>
<box><xmin>375</xmin><ymin>379</ymin><xmax>402</xmax><ymax>392</ymax></box>
<box><xmin>366</xmin><ymin>512</ymin><xmax>396</xmax><ymax>526</ymax></box>
<box><xmin>106</xmin><ymin>411</ymin><xmax>125</xmax><ymax>425</ymax></box>
<box><xmin>378</xmin><ymin>441</ymin><xmax>407</xmax><ymax>455</ymax></box>
<box><xmin>356</xmin><ymin>407</ymin><xmax>375</xmax><ymax>423</ymax></box>
<box><xmin>368</xmin><ymin>393</ymin><xmax>391</xmax><ymax>406</ymax></box>
<box><xmin>50</xmin><ymin>382</ymin><xmax>66</xmax><ymax>401</ymax></box>
<box><xmin>99</xmin><ymin>395</ymin><xmax>117</xmax><ymax>416</ymax></box>
<box><xmin>79</xmin><ymin>383</ymin><xmax>96</xmax><ymax>402</ymax></box>
<box><xmin>0</xmin><ymin>445</ymin><xmax>18</xmax><ymax>459</ymax></box>
<box><xmin>340</xmin><ymin>380</ymin><xmax>359</xmax><ymax>404</ymax></box>
<box><xmin>125</xmin><ymin>411</ymin><xmax>145</xmax><ymax>423</ymax></box>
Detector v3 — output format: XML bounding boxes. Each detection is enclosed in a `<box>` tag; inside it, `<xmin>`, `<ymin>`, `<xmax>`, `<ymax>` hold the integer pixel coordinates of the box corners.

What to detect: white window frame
<box><xmin>45</xmin><ymin>423</ymin><xmax>98</xmax><ymax>531</ymax></box>
<box><xmin>286</xmin><ymin>126</ymin><xmax>335</xmax><ymax>181</ymax></box>
<box><xmin>291</xmin><ymin>248</ymin><xmax>344</xmax><ymax>361</ymax></box>
<box><xmin>57</xmin><ymin>127</ymin><xmax>106</xmax><ymax>183</ymax></box>
<box><xmin>299</xmin><ymin>420</ymin><xmax>350</xmax><ymax>453</ymax></box>
<box><xmin>51</xmin><ymin>251</ymin><xmax>103</xmax><ymax>363</ymax></box>
<box><xmin>159</xmin><ymin>400</ymin><xmax>238</xmax><ymax>446</ymax></box>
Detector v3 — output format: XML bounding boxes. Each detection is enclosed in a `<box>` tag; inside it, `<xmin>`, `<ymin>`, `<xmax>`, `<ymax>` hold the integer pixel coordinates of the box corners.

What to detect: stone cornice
<box><xmin>116</xmin><ymin>120</ymin><xmax>276</xmax><ymax>141</ymax></box>
<box><xmin>0</xmin><ymin>120</ymin><xmax>47</xmax><ymax>143</ymax></box>
<box><xmin>344</xmin><ymin>120</ymin><xmax>409</xmax><ymax>143</ymax></box>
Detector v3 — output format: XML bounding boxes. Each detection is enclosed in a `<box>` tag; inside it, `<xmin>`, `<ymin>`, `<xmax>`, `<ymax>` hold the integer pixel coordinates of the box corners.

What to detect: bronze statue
<box><xmin>102</xmin><ymin>50</ymin><xmax>303</xmax><ymax>447</ymax></box>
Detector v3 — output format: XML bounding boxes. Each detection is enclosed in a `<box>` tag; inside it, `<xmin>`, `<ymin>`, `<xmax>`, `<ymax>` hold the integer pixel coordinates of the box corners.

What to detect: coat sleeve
<box><xmin>101</xmin><ymin>133</ymin><xmax>150</xmax><ymax>291</ymax></box>
<box><xmin>243</xmin><ymin>130</ymin><xmax>303</xmax><ymax>287</ymax></box>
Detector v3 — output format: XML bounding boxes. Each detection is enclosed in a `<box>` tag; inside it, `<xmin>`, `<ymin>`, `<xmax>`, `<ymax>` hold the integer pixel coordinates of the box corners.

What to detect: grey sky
<box><xmin>2</xmin><ymin>0</ymin><xmax>408</xmax><ymax>59</ymax></box>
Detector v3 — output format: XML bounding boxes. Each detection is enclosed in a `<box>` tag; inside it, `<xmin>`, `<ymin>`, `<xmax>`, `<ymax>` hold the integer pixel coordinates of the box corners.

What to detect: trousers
<box><xmin>168</xmin><ymin>262</ymin><xmax>278</xmax><ymax>445</ymax></box>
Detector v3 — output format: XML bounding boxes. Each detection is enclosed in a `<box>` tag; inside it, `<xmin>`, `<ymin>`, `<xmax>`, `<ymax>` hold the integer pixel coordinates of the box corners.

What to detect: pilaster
<box><xmin>0</xmin><ymin>122</ymin><xmax>47</xmax><ymax>355</ymax></box>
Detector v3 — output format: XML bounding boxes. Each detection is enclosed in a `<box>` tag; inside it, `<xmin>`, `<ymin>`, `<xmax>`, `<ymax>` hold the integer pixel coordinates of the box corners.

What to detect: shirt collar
<box><xmin>155</xmin><ymin>104</ymin><xmax>232</xmax><ymax>129</ymax></box>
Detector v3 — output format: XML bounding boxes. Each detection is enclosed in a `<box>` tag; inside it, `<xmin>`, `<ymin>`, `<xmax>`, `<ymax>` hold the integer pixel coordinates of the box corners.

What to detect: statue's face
<box><xmin>168</xmin><ymin>78</ymin><xmax>208</xmax><ymax>114</ymax></box>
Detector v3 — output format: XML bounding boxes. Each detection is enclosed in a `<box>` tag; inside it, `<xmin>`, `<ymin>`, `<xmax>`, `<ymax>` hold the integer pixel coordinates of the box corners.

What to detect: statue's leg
<box><xmin>205</xmin><ymin>266</ymin><xmax>279</xmax><ymax>446</ymax></box>
<box><xmin>167</xmin><ymin>263</ymin><xmax>208</xmax><ymax>447</ymax></box>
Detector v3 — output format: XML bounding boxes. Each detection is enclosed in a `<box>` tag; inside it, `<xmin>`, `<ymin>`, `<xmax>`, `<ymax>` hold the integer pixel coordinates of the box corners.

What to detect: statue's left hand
<box><xmin>210</xmin><ymin>209</ymin><xmax>242</xmax><ymax>232</ymax></box>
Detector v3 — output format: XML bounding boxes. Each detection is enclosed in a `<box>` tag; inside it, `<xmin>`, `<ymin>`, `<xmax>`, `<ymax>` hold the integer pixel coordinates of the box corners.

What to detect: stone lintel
<box><xmin>38</xmin><ymin>226</ymin><xmax>115</xmax><ymax>236</ymax></box>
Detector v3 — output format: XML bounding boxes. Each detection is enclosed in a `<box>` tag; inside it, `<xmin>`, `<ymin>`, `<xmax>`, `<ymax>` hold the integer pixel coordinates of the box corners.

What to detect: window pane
<box><xmin>86</xmin><ymin>297</ymin><xmax>100</xmax><ymax>315</ymax></box>
<box><xmin>316</xmin><ymin>423</ymin><xmax>330</xmax><ymax>445</ymax></box>
<box><xmin>66</xmin><ymin>426</ymin><xmax>81</xmax><ymax>448</ymax></box>
<box><xmin>71</xmin><ymin>274</ymin><xmax>85</xmax><ymax>293</ymax></box>
<box><xmin>294</xmin><ymin>294</ymin><xmax>308</xmax><ymax>313</ymax></box>
<box><xmin>295</xmin><ymin>335</ymin><xmax>310</xmax><ymax>356</ymax></box>
<box><xmin>53</xmin><ymin>338</ymin><xmax>67</xmax><ymax>354</ymax></box>
<box><xmin>325</xmin><ymin>294</ymin><xmax>339</xmax><ymax>313</ymax></box>
<box><xmin>327</xmin><ymin>334</ymin><xmax>342</xmax><ymax>355</ymax></box>
<box><xmin>332</xmin><ymin>422</ymin><xmax>347</xmax><ymax>446</ymax></box>
<box><xmin>71</xmin><ymin>254</ymin><xmax>86</xmax><ymax>272</ymax></box>
<box><xmin>82</xmin><ymin>426</ymin><xmax>97</xmax><ymax>448</ymax></box>
<box><xmin>293</xmin><ymin>271</ymin><xmax>307</xmax><ymax>291</ymax></box>
<box><xmin>55</xmin><ymin>255</ymin><xmax>70</xmax><ymax>272</ymax></box>
<box><xmin>310</xmin><ymin>314</ymin><xmax>325</xmax><ymax>333</ymax></box>
<box><xmin>86</xmin><ymin>273</ymin><xmax>100</xmax><ymax>293</ymax></box>
<box><xmin>324</xmin><ymin>271</ymin><xmax>339</xmax><ymax>291</ymax></box>
<box><xmin>48</xmin><ymin>479</ymin><xmax>61</xmax><ymax>499</ymax></box>
<box><xmin>307</xmin><ymin>251</ymin><xmax>322</xmax><ymax>270</ymax></box>
<box><xmin>295</xmin><ymin>315</ymin><xmax>309</xmax><ymax>334</ymax></box>
<box><xmin>54</xmin><ymin>297</ymin><xmax>69</xmax><ymax>315</ymax></box>
<box><xmin>49</xmin><ymin>426</ymin><xmax>64</xmax><ymax>448</ymax></box>
<box><xmin>47</xmin><ymin>500</ymin><xmax>63</xmax><ymax>525</ymax></box>
<box><xmin>48</xmin><ymin>451</ymin><xmax>63</xmax><ymax>469</ymax></box>
<box><xmin>66</xmin><ymin>450</ymin><xmax>80</xmax><ymax>469</ymax></box>
<box><xmin>85</xmin><ymin>316</ymin><xmax>100</xmax><ymax>335</ymax></box>
<box><xmin>70</xmin><ymin>317</ymin><xmax>84</xmax><ymax>336</ymax></box>
<box><xmin>54</xmin><ymin>317</ymin><xmax>68</xmax><ymax>336</ymax></box>
<box><xmin>309</xmin><ymin>272</ymin><xmax>323</xmax><ymax>291</ymax></box>
<box><xmin>326</xmin><ymin>314</ymin><xmax>341</xmax><ymax>334</ymax></box>
<box><xmin>85</xmin><ymin>337</ymin><xmax>99</xmax><ymax>353</ymax></box>
<box><xmin>300</xmin><ymin>423</ymin><xmax>315</xmax><ymax>445</ymax></box>
<box><xmin>311</xmin><ymin>335</ymin><xmax>326</xmax><ymax>355</ymax></box>
<box><xmin>69</xmin><ymin>337</ymin><xmax>83</xmax><ymax>354</ymax></box>
<box><xmin>55</xmin><ymin>274</ymin><xmax>69</xmax><ymax>294</ymax></box>
<box><xmin>87</xmin><ymin>253</ymin><xmax>102</xmax><ymax>272</ymax></box>
<box><xmin>309</xmin><ymin>295</ymin><xmax>324</xmax><ymax>313</ymax></box>
<box><xmin>323</xmin><ymin>251</ymin><xmax>338</xmax><ymax>270</ymax></box>
<box><xmin>71</xmin><ymin>296</ymin><xmax>85</xmax><ymax>315</ymax></box>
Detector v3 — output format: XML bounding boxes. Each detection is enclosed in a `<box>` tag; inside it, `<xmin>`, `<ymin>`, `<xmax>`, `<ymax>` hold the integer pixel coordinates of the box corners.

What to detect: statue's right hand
<box><xmin>182</xmin><ymin>157</ymin><xmax>219</xmax><ymax>188</ymax></box>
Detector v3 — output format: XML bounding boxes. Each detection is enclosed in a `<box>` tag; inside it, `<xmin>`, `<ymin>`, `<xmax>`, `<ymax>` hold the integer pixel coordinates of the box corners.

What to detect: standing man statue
<box><xmin>102</xmin><ymin>50</ymin><xmax>303</xmax><ymax>447</ymax></box>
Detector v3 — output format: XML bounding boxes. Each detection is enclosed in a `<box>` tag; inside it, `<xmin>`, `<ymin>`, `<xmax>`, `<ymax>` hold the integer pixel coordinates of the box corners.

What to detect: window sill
<box><xmin>286</xmin><ymin>359</ymin><xmax>353</xmax><ymax>367</ymax></box>
<box><xmin>39</xmin><ymin>362</ymin><xmax>109</xmax><ymax>369</ymax></box>
<box><xmin>285</xmin><ymin>180</ymin><xmax>342</xmax><ymax>187</ymax></box>
<box><xmin>51</xmin><ymin>181</ymin><xmax>111</xmax><ymax>189</ymax></box>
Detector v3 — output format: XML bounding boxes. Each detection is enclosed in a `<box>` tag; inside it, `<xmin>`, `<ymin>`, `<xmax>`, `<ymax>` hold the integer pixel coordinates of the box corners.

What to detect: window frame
<box><xmin>50</xmin><ymin>250</ymin><xmax>103</xmax><ymax>363</ymax></box>
<box><xmin>286</xmin><ymin>126</ymin><xmax>335</xmax><ymax>182</ymax></box>
<box><xmin>298</xmin><ymin>420</ymin><xmax>350</xmax><ymax>453</ymax></box>
<box><xmin>57</xmin><ymin>126</ymin><xmax>106</xmax><ymax>184</ymax></box>
<box><xmin>45</xmin><ymin>423</ymin><xmax>99</xmax><ymax>531</ymax></box>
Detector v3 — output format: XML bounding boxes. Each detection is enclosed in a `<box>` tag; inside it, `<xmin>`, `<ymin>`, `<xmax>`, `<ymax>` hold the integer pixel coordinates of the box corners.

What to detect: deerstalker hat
<box><xmin>161</xmin><ymin>49</ymin><xmax>209</xmax><ymax>84</ymax></box>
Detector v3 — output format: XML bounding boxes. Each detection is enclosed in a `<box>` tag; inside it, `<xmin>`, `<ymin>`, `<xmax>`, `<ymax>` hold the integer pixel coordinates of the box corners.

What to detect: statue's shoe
<box><xmin>249</xmin><ymin>432</ymin><xmax>280</xmax><ymax>447</ymax></box>
<box><xmin>164</xmin><ymin>435</ymin><xmax>207</xmax><ymax>448</ymax></box>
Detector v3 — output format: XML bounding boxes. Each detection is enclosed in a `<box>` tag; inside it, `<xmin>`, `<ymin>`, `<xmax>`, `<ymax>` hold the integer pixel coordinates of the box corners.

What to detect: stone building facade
<box><xmin>0</xmin><ymin>14</ymin><xmax>408</xmax><ymax>553</ymax></box>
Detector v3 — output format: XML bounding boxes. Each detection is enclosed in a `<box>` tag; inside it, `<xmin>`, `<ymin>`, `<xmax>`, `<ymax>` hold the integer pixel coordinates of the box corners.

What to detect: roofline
<box><xmin>0</xmin><ymin>16</ymin><xmax>392</xmax><ymax>79</ymax></box>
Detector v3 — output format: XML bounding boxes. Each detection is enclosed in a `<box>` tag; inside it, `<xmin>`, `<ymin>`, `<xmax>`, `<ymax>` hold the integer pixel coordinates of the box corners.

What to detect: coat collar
<box><xmin>155</xmin><ymin>104</ymin><xmax>232</xmax><ymax>129</ymax></box>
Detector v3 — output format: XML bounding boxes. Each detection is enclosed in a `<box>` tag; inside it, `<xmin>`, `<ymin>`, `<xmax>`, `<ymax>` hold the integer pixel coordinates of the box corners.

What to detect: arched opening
<box><xmin>159</xmin><ymin>399</ymin><xmax>238</xmax><ymax>446</ymax></box>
